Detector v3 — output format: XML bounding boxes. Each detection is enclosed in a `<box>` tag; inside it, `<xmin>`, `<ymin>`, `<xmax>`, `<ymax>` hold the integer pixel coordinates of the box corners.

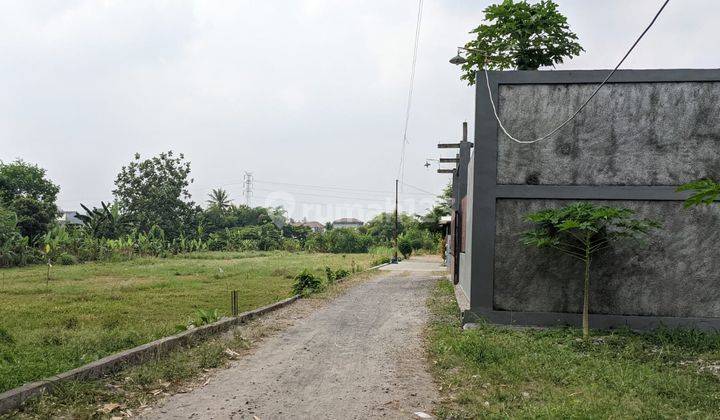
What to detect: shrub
<box><xmin>282</xmin><ymin>238</ymin><xmax>301</xmax><ymax>252</ymax></box>
<box><xmin>292</xmin><ymin>269</ymin><xmax>322</xmax><ymax>296</ymax></box>
<box><xmin>373</xmin><ymin>256</ymin><xmax>391</xmax><ymax>266</ymax></box>
<box><xmin>324</xmin><ymin>266</ymin><xmax>336</xmax><ymax>284</ymax></box>
<box><xmin>398</xmin><ymin>236</ymin><xmax>413</xmax><ymax>259</ymax></box>
<box><xmin>304</xmin><ymin>232</ymin><xmax>327</xmax><ymax>252</ymax></box>
<box><xmin>324</xmin><ymin>228</ymin><xmax>372</xmax><ymax>253</ymax></box>
<box><xmin>59</xmin><ymin>252</ymin><xmax>77</xmax><ymax>266</ymax></box>
<box><xmin>193</xmin><ymin>309</ymin><xmax>220</xmax><ymax>327</ymax></box>
<box><xmin>334</xmin><ymin>268</ymin><xmax>350</xmax><ymax>280</ymax></box>
<box><xmin>0</xmin><ymin>327</ymin><xmax>14</xmax><ymax>345</ymax></box>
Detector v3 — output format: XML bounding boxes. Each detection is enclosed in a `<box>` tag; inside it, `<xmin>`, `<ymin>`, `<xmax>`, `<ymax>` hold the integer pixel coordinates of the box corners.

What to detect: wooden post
<box><xmin>393</xmin><ymin>179</ymin><xmax>399</xmax><ymax>263</ymax></box>
<box><xmin>231</xmin><ymin>290</ymin><xmax>238</xmax><ymax>317</ymax></box>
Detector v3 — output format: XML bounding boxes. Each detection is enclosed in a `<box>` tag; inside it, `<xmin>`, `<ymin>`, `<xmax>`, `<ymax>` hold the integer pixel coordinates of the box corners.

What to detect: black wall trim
<box><xmin>488</xmin><ymin>69</ymin><xmax>720</xmax><ymax>85</ymax></box>
<box><xmin>495</xmin><ymin>185</ymin><xmax>695</xmax><ymax>201</ymax></box>
<box><xmin>464</xmin><ymin>308</ymin><xmax>720</xmax><ymax>332</ymax></box>
<box><xmin>467</xmin><ymin>68</ymin><xmax>720</xmax><ymax>330</ymax></box>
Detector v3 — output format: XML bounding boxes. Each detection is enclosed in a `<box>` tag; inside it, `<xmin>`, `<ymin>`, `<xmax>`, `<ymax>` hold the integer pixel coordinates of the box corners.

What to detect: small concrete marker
<box><xmin>414</xmin><ymin>411</ymin><xmax>433</xmax><ymax>419</ymax></box>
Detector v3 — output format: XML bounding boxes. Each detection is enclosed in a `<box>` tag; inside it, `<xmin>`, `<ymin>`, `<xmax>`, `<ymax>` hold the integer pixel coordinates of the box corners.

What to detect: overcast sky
<box><xmin>0</xmin><ymin>0</ymin><xmax>716</xmax><ymax>222</ymax></box>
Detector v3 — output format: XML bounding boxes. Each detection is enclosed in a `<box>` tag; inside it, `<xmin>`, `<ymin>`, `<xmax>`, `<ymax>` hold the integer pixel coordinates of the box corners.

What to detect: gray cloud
<box><xmin>0</xmin><ymin>0</ymin><xmax>716</xmax><ymax>221</ymax></box>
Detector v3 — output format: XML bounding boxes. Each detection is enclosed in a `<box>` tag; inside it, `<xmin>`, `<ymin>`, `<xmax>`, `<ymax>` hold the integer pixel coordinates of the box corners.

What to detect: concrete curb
<box><xmin>0</xmin><ymin>295</ymin><xmax>299</xmax><ymax>414</ymax></box>
<box><xmin>0</xmin><ymin>261</ymin><xmax>388</xmax><ymax>414</ymax></box>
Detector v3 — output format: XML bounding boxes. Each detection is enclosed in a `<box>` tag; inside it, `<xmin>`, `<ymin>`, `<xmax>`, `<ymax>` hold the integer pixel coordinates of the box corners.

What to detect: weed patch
<box><xmin>426</xmin><ymin>279</ymin><xmax>720</xmax><ymax>419</ymax></box>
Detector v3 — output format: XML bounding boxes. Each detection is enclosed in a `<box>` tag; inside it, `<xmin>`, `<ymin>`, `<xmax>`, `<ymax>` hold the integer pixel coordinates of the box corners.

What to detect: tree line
<box><xmin>0</xmin><ymin>151</ymin><xmax>448</xmax><ymax>268</ymax></box>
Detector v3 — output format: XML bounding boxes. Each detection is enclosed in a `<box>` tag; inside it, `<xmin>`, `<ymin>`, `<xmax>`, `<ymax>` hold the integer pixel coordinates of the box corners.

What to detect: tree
<box><xmin>0</xmin><ymin>160</ymin><xmax>60</xmax><ymax>242</ymax></box>
<box><xmin>677</xmin><ymin>179</ymin><xmax>720</xmax><ymax>208</ymax></box>
<box><xmin>460</xmin><ymin>0</ymin><xmax>583</xmax><ymax>84</ymax></box>
<box><xmin>207</xmin><ymin>188</ymin><xmax>232</xmax><ymax>211</ymax></box>
<box><xmin>113</xmin><ymin>151</ymin><xmax>198</xmax><ymax>239</ymax></box>
<box><xmin>324</xmin><ymin>228</ymin><xmax>371</xmax><ymax>253</ymax></box>
<box><xmin>75</xmin><ymin>201</ymin><xmax>129</xmax><ymax>239</ymax></box>
<box><xmin>283</xmin><ymin>224</ymin><xmax>312</xmax><ymax>244</ymax></box>
<box><xmin>418</xmin><ymin>183</ymin><xmax>452</xmax><ymax>234</ymax></box>
<box><xmin>0</xmin><ymin>205</ymin><xmax>32</xmax><ymax>267</ymax></box>
<box><xmin>521</xmin><ymin>203</ymin><xmax>659</xmax><ymax>339</ymax></box>
<box><xmin>364</xmin><ymin>212</ymin><xmax>417</xmax><ymax>244</ymax></box>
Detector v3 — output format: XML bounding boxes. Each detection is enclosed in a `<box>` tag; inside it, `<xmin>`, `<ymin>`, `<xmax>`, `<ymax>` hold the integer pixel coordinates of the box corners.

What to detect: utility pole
<box><xmin>243</xmin><ymin>172</ymin><xmax>253</xmax><ymax>207</ymax></box>
<box><xmin>393</xmin><ymin>179</ymin><xmax>399</xmax><ymax>264</ymax></box>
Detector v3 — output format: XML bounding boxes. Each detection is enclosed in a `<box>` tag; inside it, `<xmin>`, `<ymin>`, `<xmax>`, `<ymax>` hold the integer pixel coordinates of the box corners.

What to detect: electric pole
<box><xmin>243</xmin><ymin>172</ymin><xmax>253</xmax><ymax>207</ymax></box>
<box><xmin>393</xmin><ymin>179</ymin><xmax>399</xmax><ymax>263</ymax></box>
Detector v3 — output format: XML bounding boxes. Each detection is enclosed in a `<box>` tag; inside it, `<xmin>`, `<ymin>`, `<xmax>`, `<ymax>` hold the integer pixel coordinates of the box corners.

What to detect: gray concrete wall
<box><xmin>497</xmin><ymin>82</ymin><xmax>720</xmax><ymax>186</ymax></box>
<box><xmin>494</xmin><ymin>199</ymin><xmax>720</xmax><ymax>318</ymax></box>
<box><xmin>458</xmin><ymin>152</ymin><xmax>475</xmax><ymax>301</ymax></box>
<box><xmin>464</xmin><ymin>70</ymin><xmax>720</xmax><ymax>328</ymax></box>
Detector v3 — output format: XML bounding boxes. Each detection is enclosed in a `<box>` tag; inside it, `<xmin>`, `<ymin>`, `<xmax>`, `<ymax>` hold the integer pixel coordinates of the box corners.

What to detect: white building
<box><xmin>331</xmin><ymin>218</ymin><xmax>364</xmax><ymax>229</ymax></box>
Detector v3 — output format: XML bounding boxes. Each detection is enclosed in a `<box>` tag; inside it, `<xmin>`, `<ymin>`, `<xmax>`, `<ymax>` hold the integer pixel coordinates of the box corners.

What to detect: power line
<box><xmin>398</xmin><ymin>0</ymin><xmax>424</xmax><ymax>183</ymax></box>
<box><xmin>253</xmin><ymin>187</ymin><xmax>396</xmax><ymax>203</ymax></box>
<box><xmin>485</xmin><ymin>0</ymin><xmax>671</xmax><ymax>145</ymax></box>
<box><xmin>399</xmin><ymin>181</ymin><xmax>438</xmax><ymax>196</ymax></box>
<box><xmin>252</xmin><ymin>187</ymin><xmax>439</xmax><ymax>203</ymax></box>
<box><xmin>253</xmin><ymin>179</ymin><xmax>433</xmax><ymax>196</ymax></box>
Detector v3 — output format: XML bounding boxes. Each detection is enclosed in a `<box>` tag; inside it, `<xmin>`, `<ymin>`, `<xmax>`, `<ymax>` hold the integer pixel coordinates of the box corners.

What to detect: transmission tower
<box><xmin>243</xmin><ymin>172</ymin><xmax>253</xmax><ymax>206</ymax></box>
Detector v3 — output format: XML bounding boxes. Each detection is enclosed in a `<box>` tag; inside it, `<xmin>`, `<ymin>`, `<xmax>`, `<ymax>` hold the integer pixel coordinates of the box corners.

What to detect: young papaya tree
<box><xmin>460</xmin><ymin>0</ymin><xmax>584</xmax><ymax>84</ymax></box>
<box><xmin>521</xmin><ymin>202</ymin><xmax>660</xmax><ymax>339</ymax></box>
<box><xmin>677</xmin><ymin>179</ymin><xmax>720</xmax><ymax>207</ymax></box>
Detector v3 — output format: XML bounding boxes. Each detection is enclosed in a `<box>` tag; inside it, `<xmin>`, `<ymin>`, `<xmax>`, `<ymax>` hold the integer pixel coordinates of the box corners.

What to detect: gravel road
<box><xmin>143</xmin><ymin>257</ymin><xmax>443</xmax><ymax>419</ymax></box>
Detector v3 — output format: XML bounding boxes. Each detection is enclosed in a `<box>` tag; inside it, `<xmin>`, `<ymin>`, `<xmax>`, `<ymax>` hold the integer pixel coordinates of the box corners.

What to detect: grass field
<box><xmin>427</xmin><ymin>280</ymin><xmax>720</xmax><ymax>419</ymax></box>
<box><xmin>0</xmin><ymin>251</ymin><xmax>381</xmax><ymax>393</ymax></box>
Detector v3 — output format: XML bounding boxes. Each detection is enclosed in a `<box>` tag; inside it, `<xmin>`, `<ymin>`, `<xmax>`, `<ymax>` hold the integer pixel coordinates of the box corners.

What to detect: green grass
<box><xmin>4</xmin><ymin>268</ymin><xmax>380</xmax><ymax>419</ymax></box>
<box><xmin>0</xmin><ymin>251</ymin><xmax>377</xmax><ymax>393</ymax></box>
<box><xmin>427</xmin><ymin>280</ymin><xmax>720</xmax><ymax>419</ymax></box>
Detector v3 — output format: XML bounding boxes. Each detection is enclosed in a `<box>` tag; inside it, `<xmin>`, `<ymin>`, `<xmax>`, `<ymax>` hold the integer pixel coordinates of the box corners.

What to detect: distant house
<box><xmin>290</xmin><ymin>219</ymin><xmax>325</xmax><ymax>233</ymax></box>
<box><xmin>332</xmin><ymin>218</ymin><xmax>364</xmax><ymax>229</ymax></box>
<box><xmin>57</xmin><ymin>211</ymin><xmax>83</xmax><ymax>226</ymax></box>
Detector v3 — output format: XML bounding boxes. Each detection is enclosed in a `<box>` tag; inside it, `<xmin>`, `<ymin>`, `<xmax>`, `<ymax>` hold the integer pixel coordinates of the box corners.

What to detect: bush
<box><xmin>304</xmin><ymin>232</ymin><xmax>327</xmax><ymax>252</ymax></box>
<box><xmin>292</xmin><ymin>269</ymin><xmax>323</xmax><ymax>296</ymax></box>
<box><xmin>59</xmin><ymin>253</ymin><xmax>77</xmax><ymax>265</ymax></box>
<box><xmin>373</xmin><ymin>256</ymin><xmax>391</xmax><ymax>266</ymax></box>
<box><xmin>323</xmin><ymin>229</ymin><xmax>372</xmax><ymax>253</ymax></box>
<box><xmin>324</xmin><ymin>266</ymin><xmax>336</xmax><ymax>284</ymax></box>
<box><xmin>334</xmin><ymin>268</ymin><xmax>350</xmax><ymax>280</ymax></box>
<box><xmin>282</xmin><ymin>238</ymin><xmax>302</xmax><ymax>252</ymax></box>
<box><xmin>398</xmin><ymin>236</ymin><xmax>413</xmax><ymax>259</ymax></box>
<box><xmin>193</xmin><ymin>309</ymin><xmax>220</xmax><ymax>327</ymax></box>
<box><xmin>0</xmin><ymin>327</ymin><xmax>13</xmax><ymax>345</ymax></box>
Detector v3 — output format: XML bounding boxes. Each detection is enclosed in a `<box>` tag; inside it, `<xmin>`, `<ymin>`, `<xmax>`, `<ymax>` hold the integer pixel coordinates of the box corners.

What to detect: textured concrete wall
<box><xmin>494</xmin><ymin>199</ymin><xmax>720</xmax><ymax>318</ymax></box>
<box><xmin>497</xmin><ymin>82</ymin><xmax>720</xmax><ymax>185</ymax></box>
<box><xmin>458</xmin><ymin>152</ymin><xmax>475</xmax><ymax>301</ymax></box>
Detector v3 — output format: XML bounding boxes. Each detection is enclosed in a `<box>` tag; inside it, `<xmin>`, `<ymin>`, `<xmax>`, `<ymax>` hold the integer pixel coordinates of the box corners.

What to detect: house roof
<box><xmin>291</xmin><ymin>220</ymin><xmax>324</xmax><ymax>229</ymax></box>
<box><xmin>333</xmin><ymin>218</ymin><xmax>363</xmax><ymax>224</ymax></box>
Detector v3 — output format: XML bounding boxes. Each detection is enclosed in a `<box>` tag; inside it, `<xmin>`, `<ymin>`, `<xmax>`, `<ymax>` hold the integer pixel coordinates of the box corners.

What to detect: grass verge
<box><xmin>3</xmin><ymin>268</ymin><xmax>380</xmax><ymax>419</ymax></box>
<box><xmin>426</xmin><ymin>279</ymin><xmax>720</xmax><ymax>419</ymax></box>
<box><xmin>0</xmin><ymin>251</ymin><xmax>379</xmax><ymax>393</ymax></box>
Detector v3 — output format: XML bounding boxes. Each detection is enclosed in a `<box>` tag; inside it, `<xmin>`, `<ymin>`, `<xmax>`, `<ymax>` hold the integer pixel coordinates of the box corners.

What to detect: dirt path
<box><xmin>141</xmin><ymin>257</ymin><xmax>444</xmax><ymax>419</ymax></box>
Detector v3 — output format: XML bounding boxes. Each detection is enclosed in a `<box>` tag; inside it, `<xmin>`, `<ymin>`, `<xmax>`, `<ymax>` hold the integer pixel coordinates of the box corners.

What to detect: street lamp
<box><xmin>449</xmin><ymin>50</ymin><xmax>467</xmax><ymax>65</ymax></box>
<box><xmin>449</xmin><ymin>46</ymin><xmax>487</xmax><ymax>65</ymax></box>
